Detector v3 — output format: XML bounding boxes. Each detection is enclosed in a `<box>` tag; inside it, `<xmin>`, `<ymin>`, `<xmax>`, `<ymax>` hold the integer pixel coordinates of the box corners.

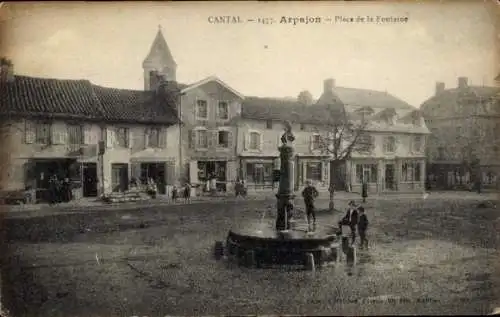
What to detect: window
<box><xmin>401</xmin><ymin>161</ymin><xmax>421</xmax><ymax>182</ymax></box>
<box><xmin>306</xmin><ymin>162</ymin><xmax>322</xmax><ymax>181</ymax></box>
<box><xmin>196</xmin><ymin>100</ymin><xmax>208</xmax><ymax>119</ymax></box>
<box><xmin>246</xmin><ymin>162</ymin><xmax>273</xmax><ymax>184</ymax></box>
<box><xmin>147</xmin><ymin>127</ymin><xmax>160</xmax><ymax>148</ymax></box>
<box><xmin>383</xmin><ymin>136</ymin><xmax>396</xmax><ymax>153</ymax></box>
<box><xmin>413</xmin><ymin>136</ymin><xmax>423</xmax><ymax>152</ymax></box>
<box><xmin>312</xmin><ymin>134</ymin><xmax>321</xmax><ymax>150</ymax></box>
<box><xmin>266</xmin><ymin>120</ymin><xmax>273</xmax><ymax>129</ymax></box>
<box><xmin>196</xmin><ymin>129</ymin><xmax>208</xmax><ymax>148</ymax></box>
<box><xmin>249</xmin><ymin>132</ymin><xmax>260</xmax><ymax>150</ymax></box>
<box><xmin>67</xmin><ymin>124</ymin><xmax>83</xmax><ymax>145</ymax></box>
<box><xmin>218</xmin><ymin>130</ymin><xmax>229</xmax><ymax>148</ymax></box>
<box><xmin>355</xmin><ymin>164</ymin><xmax>378</xmax><ymax>183</ymax></box>
<box><xmin>35</xmin><ymin>122</ymin><xmax>51</xmax><ymax>144</ymax></box>
<box><xmin>357</xmin><ymin>134</ymin><xmax>373</xmax><ymax>153</ymax></box>
<box><xmin>114</xmin><ymin>127</ymin><xmax>129</xmax><ymax>148</ymax></box>
<box><xmin>218</xmin><ymin>101</ymin><xmax>229</xmax><ymax>120</ymax></box>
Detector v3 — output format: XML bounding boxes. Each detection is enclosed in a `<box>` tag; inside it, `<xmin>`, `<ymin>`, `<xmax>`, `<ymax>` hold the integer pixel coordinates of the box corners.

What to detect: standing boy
<box><xmin>302</xmin><ymin>180</ymin><xmax>319</xmax><ymax>232</ymax></box>
<box><xmin>341</xmin><ymin>200</ymin><xmax>359</xmax><ymax>245</ymax></box>
<box><xmin>357</xmin><ymin>204</ymin><xmax>369</xmax><ymax>249</ymax></box>
<box><xmin>361</xmin><ymin>179</ymin><xmax>368</xmax><ymax>203</ymax></box>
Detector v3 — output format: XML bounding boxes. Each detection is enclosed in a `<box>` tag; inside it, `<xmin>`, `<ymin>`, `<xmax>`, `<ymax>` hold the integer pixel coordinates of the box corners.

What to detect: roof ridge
<box><xmin>13</xmin><ymin>74</ymin><xmax>91</xmax><ymax>84</ymax></box>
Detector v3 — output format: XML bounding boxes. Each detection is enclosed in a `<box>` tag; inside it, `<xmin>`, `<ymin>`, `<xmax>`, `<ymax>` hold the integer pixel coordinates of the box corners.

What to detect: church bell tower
<box><xmin>142</xmin><ymin>25</ymin><xmax>177</xmax><ymax>91</ymax></box>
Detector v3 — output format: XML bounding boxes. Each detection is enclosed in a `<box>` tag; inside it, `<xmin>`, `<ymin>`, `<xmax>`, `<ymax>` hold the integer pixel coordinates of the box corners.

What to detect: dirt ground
<box><xmin>1</xmin><ymin>196</ymin><xmax>499</xmax><ymax>316</ymax></box>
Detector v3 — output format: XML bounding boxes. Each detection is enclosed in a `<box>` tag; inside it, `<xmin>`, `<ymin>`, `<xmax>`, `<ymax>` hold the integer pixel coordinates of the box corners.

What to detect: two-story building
<box><xmin>421</xmin><ymin>77</ymin><xmax>500</xmax><ymax>189</ymax></box>
<box><xmin>180</xmin><ymin>76</ymin><xmax>244</xmax><ymax>193</ymax></box>
<box><xmin>238</xmin><ymin>78</ymin><xmax>430</xmax><ymax>194</ymax></box>
<box><xmin>0</xmin><ymin>56</ymin><xmax>181</xmax><ymax>203</ymax></box>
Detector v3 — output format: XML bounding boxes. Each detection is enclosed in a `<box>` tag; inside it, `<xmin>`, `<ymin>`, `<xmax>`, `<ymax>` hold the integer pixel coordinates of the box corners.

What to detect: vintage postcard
<box><xmin>0</xmin><ymin>1</ymin><xmax>498</xmax><ymax>316</ymax></box>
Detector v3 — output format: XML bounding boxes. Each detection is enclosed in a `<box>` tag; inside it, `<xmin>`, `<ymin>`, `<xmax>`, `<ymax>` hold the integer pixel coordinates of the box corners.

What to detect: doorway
<box><xmin>385</xmin><ymin>164</ymin><xmax>395</xmax><ymax>190</ymax></box>
<box><xmin>140</xmin><ymin>162</ymin><xmax>166</xmax><ymax>194</ymax></box>
<box><xmin>197</xmin><ymin>161</ymin><xmax>227</xmax><ymax>191</ymax></box>
<box><xmin>83</xmin><ymin>163</ymin><xmax>98</xmax><ymax>197</ymax></box>
<box><xmin>111</xmin><ymin>163</ymin><xmax>129</xmax><ymax>192</ymax></box>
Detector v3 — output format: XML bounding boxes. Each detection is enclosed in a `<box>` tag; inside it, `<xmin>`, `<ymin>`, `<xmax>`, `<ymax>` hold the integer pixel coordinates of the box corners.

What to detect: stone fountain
<box><xmin>215</xmin><ymin>122</ymin><xmax>343</xmax><ymax>269</ymax></box>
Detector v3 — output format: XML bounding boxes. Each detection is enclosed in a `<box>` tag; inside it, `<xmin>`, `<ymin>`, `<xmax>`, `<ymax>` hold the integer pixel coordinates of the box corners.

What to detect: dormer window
<box><xmin>356</xmin><ymin>106</ymin><xmax>374</xmax><ymax>124</ymax></box>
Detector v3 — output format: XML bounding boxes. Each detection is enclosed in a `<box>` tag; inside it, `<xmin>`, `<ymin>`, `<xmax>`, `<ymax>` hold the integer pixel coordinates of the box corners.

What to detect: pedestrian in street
<box><xmin>171</xmin><ymin>185</ymin><xmax>178</xmax><ymax>203</ymax></box>
<box><xmin>183</xmin><ymin>183</ymin><xmax>191</xmax><ymax>204</ymax></box>
<box><xmin>361</xmin><ymin>179</ymin><xmax>368</xmax><ymax>203</ymax></box>
<box><xmin>302</xmin><ymin>180</ymin><xmax>319</xmax><ymax>232</ymax></box>
<box><xmin>357</xmin><ymin>204</ymin><xmax>369</xmax><ymax>249</ymax></box>
<box><xmin>48</xmin><ymin>174</ymin><xmax>58</xmax><ymax>205</ymax></box>
<box><xmin>339</xmin><ymin>200</ymin><xmax>359</xmax><ymax>245</ymax></box>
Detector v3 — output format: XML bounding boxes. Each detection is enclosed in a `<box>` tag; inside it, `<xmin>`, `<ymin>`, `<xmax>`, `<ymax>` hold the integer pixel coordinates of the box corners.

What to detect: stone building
<box><xmin>0</xmin><ymin>55</ymin><xmax>181</xmax><ymax>202</ymax></box>
<box><xmin>238</xmin><ymin>79</ymin><xmax>429</xmax><ymax>194</ymax></box>
<box><xmin>421</xmin><ymin>77</ymin><xmax>500</xmax><ymax>190</ymax></box>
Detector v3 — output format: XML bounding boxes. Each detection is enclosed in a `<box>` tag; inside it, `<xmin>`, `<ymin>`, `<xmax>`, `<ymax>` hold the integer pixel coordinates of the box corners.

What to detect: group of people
<box><xmin>302</xmin><ymin>180</ymin><xmax>369</xmax><ymax>249</ymax></box>
<box><xmin>171</xmin><ymin>183</ymin><xmax>192</xmax><ymax>203</ymax></box>
<box><xmin>339</xmin><ymin>200</ymin><xmax>369</xmax><ymax>249</ymax></box>
<box><xmin>48</xmin><ymin>175</ymin><xmax>73</xmax><ymax>205</ymax></box>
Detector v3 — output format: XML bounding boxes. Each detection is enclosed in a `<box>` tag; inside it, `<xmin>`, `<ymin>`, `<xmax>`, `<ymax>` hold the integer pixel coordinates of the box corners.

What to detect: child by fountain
<box><xmin>357</xmin><ymin>204</ymin><xmax>369</xmax><ymax>249</ymax></box>
<box><xmin>302</xmin><ymin>180</ymin><xmax>319</xmax><ymax>232</ymax></box>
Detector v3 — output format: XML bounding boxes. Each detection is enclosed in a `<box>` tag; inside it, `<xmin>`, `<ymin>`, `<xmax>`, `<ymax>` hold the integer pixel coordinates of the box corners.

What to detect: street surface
<box><xmin>1</xmin><ymin>194</ymin><xmax>499</xmax><ymax>316</ymax></box>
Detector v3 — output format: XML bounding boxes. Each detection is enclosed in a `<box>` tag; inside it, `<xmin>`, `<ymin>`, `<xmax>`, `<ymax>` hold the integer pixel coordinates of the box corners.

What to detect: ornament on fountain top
<box><xmin>280</xmin><ymin>120</ymin><xmax>295</xmax><ymax>145</ymax></box>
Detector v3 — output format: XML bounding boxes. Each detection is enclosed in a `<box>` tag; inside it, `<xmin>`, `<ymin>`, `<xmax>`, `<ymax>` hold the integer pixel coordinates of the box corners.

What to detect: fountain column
<box><xmin>275</xmin><ymin>133</ymin><xmax>295</xmax><ymax>232</ymax></box>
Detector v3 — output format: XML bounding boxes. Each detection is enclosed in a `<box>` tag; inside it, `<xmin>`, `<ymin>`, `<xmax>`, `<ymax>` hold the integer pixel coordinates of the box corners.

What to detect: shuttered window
<box><xmin>67</xmin><ymin>124</ymin><xmax>83</xmax><ymax>145</ymax></box>
<box><xmin>115</xmin><ymin>127</ymin><xmax>129</xmax><ymax>148</ymax></box>
<box><xmin>148</xmin><ymin>127</ymin><xmax>160</xmax><ymax>148</ymax></box>
<box><xmin>35</xmin><ymin>122</ymin><xmax>51</xmax><ymax>144</ymax></box>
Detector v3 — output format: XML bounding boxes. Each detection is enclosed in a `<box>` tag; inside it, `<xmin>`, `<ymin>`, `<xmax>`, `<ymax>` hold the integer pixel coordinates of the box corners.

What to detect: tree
<box><xmin>313</xmin><ymin>107</ymin><xmax>372</xmax><ymax>211</ymax></box>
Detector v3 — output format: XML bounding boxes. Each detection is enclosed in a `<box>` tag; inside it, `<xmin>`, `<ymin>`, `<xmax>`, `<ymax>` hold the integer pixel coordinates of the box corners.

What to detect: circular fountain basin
<box><xmin>225</xmin><ymin>220</ymin><xmax>341</xmax><ymax>268</ymax></box>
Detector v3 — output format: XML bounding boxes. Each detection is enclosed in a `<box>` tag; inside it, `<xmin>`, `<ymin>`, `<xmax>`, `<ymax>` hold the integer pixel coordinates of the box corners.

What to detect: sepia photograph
<box><xmin>0</xmin><ymin>1</ymin><xmax>498</xmax><ymax>316</ymax></box>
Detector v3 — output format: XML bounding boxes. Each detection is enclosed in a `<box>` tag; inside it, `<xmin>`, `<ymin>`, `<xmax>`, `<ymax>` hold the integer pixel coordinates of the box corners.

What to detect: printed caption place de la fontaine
<box><xmin>207</xmin><ymin>15</ymin><xmax>409</xmax><ymax>25</ymax></box>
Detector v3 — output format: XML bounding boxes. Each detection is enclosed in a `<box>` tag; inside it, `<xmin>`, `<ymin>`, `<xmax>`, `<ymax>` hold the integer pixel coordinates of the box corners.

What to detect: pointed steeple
<box><xmin>142</xmin><ymin>26</ymin><xmax>177</xmax><ymax>90</ymax></box>
<box><xmin>143</xmin><ymin>26</ymin><xmax>177</xmax><ymax>67</ymax></box>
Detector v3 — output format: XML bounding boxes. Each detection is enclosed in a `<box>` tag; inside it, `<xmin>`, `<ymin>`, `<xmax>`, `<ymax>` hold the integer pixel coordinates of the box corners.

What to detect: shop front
<box><xmin>295</xmin><ymin>155</ymin><xmax>330</xmax><ymax>192</ymax></box>
<box><xmin>239</xmin><ymin>156</ymin><xmax>279</xmax><ymax>192</ymax></box>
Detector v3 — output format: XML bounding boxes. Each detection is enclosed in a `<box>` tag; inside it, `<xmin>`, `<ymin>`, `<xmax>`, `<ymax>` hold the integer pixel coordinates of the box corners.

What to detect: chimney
<box><xmin>323</xmin><ymin>78</ymin><xmax>335</xmax><ymax>94</ymax></box>
<box><xmin>0</xmin><ymin>58</ymin><xmax>14</xmax><ymax>83</ymax></box>
<box><xmin>458</xmin><ymin>77</ymin><xmax>468</xmax><ymax>89</ymax></box>
<box><xmin>435</xmin><ymin>82</ymin><xmax>445</xmax><ymax>95</ymax></box>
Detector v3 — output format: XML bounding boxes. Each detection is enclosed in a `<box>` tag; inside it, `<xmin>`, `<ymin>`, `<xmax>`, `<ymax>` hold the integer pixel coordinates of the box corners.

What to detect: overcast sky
<box><xmin>0</xmin><ymin>1</ymin><xmax>497</xmax><ymax>107</ymax></box>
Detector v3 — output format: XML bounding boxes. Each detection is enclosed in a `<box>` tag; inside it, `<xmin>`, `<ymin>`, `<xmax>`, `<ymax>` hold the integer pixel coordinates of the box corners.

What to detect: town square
<box><xmin>0</xmin><ymin>1</ymin><xmax>499</xmax><ymax>316</ymax></box>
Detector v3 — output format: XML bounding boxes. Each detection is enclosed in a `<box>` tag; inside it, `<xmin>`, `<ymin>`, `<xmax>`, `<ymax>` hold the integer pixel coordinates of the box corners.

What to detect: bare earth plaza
<box><xmin>1</xmin><ymin>2</ymin><xmax>499</xmax><ymax>316</ymax></box>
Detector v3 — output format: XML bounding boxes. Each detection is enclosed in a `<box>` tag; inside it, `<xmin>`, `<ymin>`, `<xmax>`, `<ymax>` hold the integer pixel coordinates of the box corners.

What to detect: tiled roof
<box><xmin>242</xmin><ymin>88</ymin><xmax>427</xmax><ymax>134</ymax></box>
<box><xmin>0</xmin><ymin>75</ymin><xmax>180</xmax><ymax>125</ymax></box>
<box><xmin>422</xmin><ymin>86</ymin><xmax>499</xmax><ymax>106</ymax></box>
<box><xmin>421</xmin><ymin>85</ymin><xmax>500</xmax><ymax>115</ymax></box>
<box><xmin>332</xmin><ymin>86</ymin><xmax>415</xmax><ymax>109</ymax></box>
<box><xmin>0</xmin><ymin>75</ymin><xmax>104</xmax><ymax>120</ymax></box>
<box><xmin>92</xmin><ymin>85</ymin><xmax>179</xmax><ymax>125</ymax></box>
<box><xmin>241</xmin><ymin>96</ymin><xmax>334</xmax><ymax>124</ymax></box>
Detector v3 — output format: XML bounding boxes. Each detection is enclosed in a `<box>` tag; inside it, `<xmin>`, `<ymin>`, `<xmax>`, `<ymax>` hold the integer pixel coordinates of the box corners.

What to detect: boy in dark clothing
<box><xmin>302</xmin><ymin>180</ymin><xmax>319</xmax><ymax>231</ymax></box>
<box><xmin>340</xmin><ymin>200</ymin><xmax>359</xmax><ymax>244</ymax></box>
<box><xmin>361</xmin><ymin>181</ymin><xmax>368</xmax><ymax>203</ymax></box>
<box><xmin>357</xmin><ymin>205</ymin><xmax>369</xmax><ymax>249</ymax></box>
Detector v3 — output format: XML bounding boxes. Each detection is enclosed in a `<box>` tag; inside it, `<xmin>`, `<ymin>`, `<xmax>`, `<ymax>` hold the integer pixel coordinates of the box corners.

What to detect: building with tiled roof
<box><xmin>237</xmin><ymin>78</ymin><xmax>429</xmax><ymax>194</ymax></box>
<box><xmin>0</xmin><ymin>30</ymin><xmax>184</xmax><ymax>202</ymax></box>
<box><xmin>421</xmin><ymin>77</ymin><xmax>500</xmax><ymax>190</ymax></box>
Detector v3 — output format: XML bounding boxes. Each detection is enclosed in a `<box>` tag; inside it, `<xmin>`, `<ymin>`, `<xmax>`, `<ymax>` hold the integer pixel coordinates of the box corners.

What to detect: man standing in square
<box><xmin>302</xmin><ymin>180</ymin><xmax>319</xmax><ymax>232</ymax></box>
